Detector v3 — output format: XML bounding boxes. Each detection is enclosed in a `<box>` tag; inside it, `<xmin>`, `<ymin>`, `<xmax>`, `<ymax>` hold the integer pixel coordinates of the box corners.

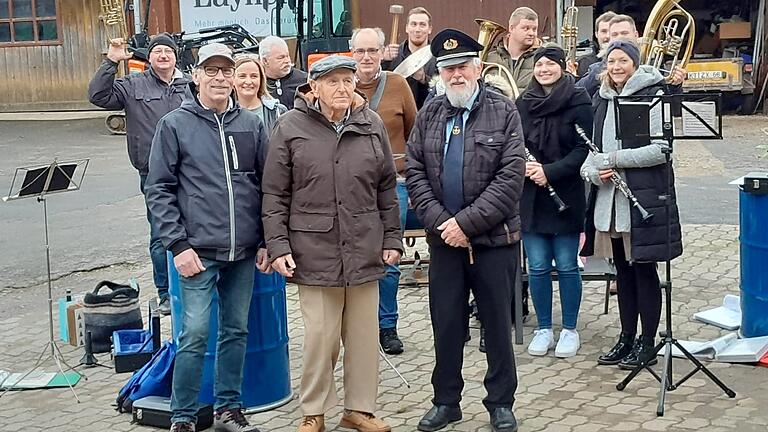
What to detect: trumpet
<box><xmin>99</xmin><ymin>0</ymin><xmax>128</xmax><ymax>43</ymax></box>
<box><xmin>639</xmin><ymin>0</ymin><xmax>695</xmax><ymax>81</ymax></box>
<box><xmin>524</xmin><ymin>148</ymin><xmax>569</xmax><ymax>213</ymax></box>
<box><xmin>561</xmin><ymin>5</ymin><xmax>579</xmax><ymax>67</ymax></box>
<box><xmin>574</xmin><ymin>124</ymin><xmax>654</xmax><ymax>223</ymax></box>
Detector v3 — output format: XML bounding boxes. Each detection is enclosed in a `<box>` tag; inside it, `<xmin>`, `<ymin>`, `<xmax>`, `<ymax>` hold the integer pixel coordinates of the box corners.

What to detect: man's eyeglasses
<box><xmin>352</xmin><ymin>48</ymin><xmax>381</xmax><ymax>57</ymax></box>
<box><xmin>202</xmin><ymin>66</ymin><xmax>235</xmax><ymax>78</ymax></box>
<box><xmin>150</xmin><ymin>48</ymin><xmax>176</xmax><ymax>56</ymax></box>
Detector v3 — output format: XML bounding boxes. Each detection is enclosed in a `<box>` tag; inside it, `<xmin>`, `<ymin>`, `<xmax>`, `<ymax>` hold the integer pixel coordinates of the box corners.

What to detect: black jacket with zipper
<box><xmin>406</xmin><ymin>82</ymin><xmax>526</xmax><ymax>249</ymax></box>
<box><xmin>145</xmin><ymin>87</ymin><xmax>269</xmax><ymax>262</ymax></box>
<box><xmin>88</xmin><ymin>60</ymin><xmax>192</xmax><ymax>174</ymax></box>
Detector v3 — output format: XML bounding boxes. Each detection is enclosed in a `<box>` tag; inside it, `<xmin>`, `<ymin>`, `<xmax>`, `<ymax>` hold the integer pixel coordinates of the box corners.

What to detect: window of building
<box><xmin>0</xmin><ymin>0</ymin><xmax>61</xmax><ymax>46</ymax></box>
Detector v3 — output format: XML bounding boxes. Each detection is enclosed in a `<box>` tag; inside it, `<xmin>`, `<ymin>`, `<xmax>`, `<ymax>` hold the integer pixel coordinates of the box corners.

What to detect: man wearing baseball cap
<box><xmin>407</xmin><ymin>29</ymin><xmax>524</xmax><ymax>432</ymax></box>
<box><xmin>145</xmin><ymin>42</ymin><xmax>269</xmax><ymax>432</ymax></box>
<box><xmin>89</xmin><ymin>32</ymin><xmax>191</xmax><ymax>316</ymax></box>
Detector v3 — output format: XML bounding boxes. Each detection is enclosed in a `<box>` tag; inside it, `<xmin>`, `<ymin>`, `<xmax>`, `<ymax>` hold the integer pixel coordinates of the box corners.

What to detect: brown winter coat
<box><xmin>262</xmin><ymin>84</ymin><xmax>403</xmax><ymax>287</ymax></box>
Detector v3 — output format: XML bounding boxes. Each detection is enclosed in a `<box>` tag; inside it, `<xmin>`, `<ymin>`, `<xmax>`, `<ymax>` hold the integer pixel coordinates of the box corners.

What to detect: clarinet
<box><xmin>574</xmin><ymin>124</ymin><xmax>654</xmax><ymax>223</ymax></box>
<box><xmin>524</xmin><ymin>148</ymin><xmax>569</xmax><ymax>213</ymax></box>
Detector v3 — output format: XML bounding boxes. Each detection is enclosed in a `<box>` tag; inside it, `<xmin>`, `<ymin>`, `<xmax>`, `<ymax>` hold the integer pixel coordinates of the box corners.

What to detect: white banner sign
<box><xmin>179</xmin><ymin>0</ymin><xmax>298</xmax><ymax>37</ymax></box>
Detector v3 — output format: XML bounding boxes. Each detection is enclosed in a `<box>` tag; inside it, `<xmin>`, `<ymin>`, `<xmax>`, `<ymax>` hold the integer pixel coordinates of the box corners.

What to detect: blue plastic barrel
<box><xmin>168</xmin><ymin>252</ymin><xmax>293</xmax><ymax>412</ymax></box>
<box><xmin>739</xmin><ymin>189</ymin><xmax>768</xmax><ymax>338</ymax></box>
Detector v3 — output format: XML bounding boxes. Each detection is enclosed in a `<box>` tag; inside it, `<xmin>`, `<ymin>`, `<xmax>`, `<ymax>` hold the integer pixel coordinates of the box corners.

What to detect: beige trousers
<box><xmin>298</xmin><ymin>281</ymin><xmax>380</xmax><ymax>416</ymax></box>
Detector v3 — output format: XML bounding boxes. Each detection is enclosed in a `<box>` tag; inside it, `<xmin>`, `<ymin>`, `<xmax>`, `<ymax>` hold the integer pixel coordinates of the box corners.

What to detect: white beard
<box><xmin>444</xmin><ymin>79</ymin><xmax>477</xmax><ymax>108</ymax></box>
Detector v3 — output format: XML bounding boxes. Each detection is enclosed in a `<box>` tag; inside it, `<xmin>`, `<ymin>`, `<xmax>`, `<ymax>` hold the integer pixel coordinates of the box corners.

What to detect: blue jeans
<box><xmin>522</xmin><ymin>232</ymin><xmax>583</xmax><ymax>330</ymax></box>
<box><xmin>171</xmin><ymin>257</ymin><xmax>255</xmax><ymax>423</ymax></box>
<box><xmin>378</xmin><ymin>181</ymin><xmax>409</xmax><ymax>329</ymax></box>
<box><xmin>139</xmin><ymin>174</ymin><xmax>169</xmax><ymax>300</ymax></box>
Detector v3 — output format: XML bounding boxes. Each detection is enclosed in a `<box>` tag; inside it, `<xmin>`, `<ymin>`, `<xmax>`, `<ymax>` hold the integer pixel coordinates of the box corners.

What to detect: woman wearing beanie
<box><xmin>580</xmin><ymin>39</ymin><xmax>682</xmax><ymax>370</ymax></box>
<box><xmin>516</xmin><ymin>44</ymin><xmax>592</xmax><ymax>358</ymax></box>
<box><xmin>233</xmin><ymin>56</ymin><xmax>287</xmax><ymax>133</ymax></box>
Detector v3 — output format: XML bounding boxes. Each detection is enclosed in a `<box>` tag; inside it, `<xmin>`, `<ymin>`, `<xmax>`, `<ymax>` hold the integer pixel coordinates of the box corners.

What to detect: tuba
<box><xmin>561</xmin><ymin>6</ymin><xmax>579</xmax><ymax>66</ymax></box>
<box><xmin>476</xmin><ymin>18</ymin><xmax>520</xmax><ymax>99</ymax></box>
<box><xmin>639</xmin><ymin>0</ymin><xmax>695</xmax><ymax>81</ymax></box>
<box><xmin>99</xmin><ymin>0</ymin><xmax>128</xmax><ymax>43</ymax></box>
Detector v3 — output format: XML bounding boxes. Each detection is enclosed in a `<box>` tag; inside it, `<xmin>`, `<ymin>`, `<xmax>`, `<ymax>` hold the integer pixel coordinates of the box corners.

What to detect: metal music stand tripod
<box><xmin>610</xmin><ymin>93</ymin><xmax>735</xmax><ymax>415</ymax></box>
<box><xmin>0</xmin><ymin>159</ymin><xmax>89</xmax><ymax>402</ymax></box>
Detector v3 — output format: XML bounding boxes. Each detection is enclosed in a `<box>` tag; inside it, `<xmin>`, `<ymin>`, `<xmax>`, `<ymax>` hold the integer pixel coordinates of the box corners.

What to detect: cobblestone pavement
<box><xmin>1</xmin><ymin>224</ymin><xmax>767</xmax><ymax>432</ymax></box>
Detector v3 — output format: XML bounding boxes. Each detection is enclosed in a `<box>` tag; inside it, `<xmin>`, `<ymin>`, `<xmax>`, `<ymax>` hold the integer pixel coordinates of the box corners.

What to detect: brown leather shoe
<box><xmin>297</xmin><ymin>415</ymin><xmax>325</xmax><ymax>432</ymax></box>
<box><xmin>339</xmin><ymin>410</ymin><xmax>391</xmax><ymax>432</ymax></box>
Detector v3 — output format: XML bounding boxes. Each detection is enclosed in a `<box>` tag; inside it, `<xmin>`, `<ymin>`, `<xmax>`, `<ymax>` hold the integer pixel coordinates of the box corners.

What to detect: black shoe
<box><xmin>618</xmin><ymin>338</ymin><xmax>658</xmax><ymax>370</ymax></box>
<box><xmin>380</xmin><ymin>328</ymin><xmax>404</xmax><ymax>355</ymax></box>
<box><xmin>597</xmin><ymin>332</ymin><xmax>636</xmax><ymax>365</ymax></box>
<box><xmin>489</xmin><ymin>407</ymin><xmax>518</xmax><ymax>432</ymax></box>
<box><xmin>170</xmin><ymin>422</ymin><xmax>195</xmax><ymax>432</ymax></box>
<box><xmin>158</xmin><ymin>297</ymin><xmax>172</xmax><ymax>316</ymax></box>
<box><xmin>417</xmin><ymin>405</ymin><xmax>462</xmax><ymax>432</ymax></box>
<box><xmin>479</xmin><ymin>326</ymin><xmax>486</xmax><ymax>353</ymax></box>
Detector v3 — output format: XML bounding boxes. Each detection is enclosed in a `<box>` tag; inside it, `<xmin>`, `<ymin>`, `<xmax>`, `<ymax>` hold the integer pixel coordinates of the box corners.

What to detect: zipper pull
<box><xmin>229</xmin><ymin>135</ymin><xmax>239</xmax><ymax>170</ymax></box>
<box><xmin>468</xmin><ymin>244</ymin><xmax>475</xmax><ymax>265</ymax></box>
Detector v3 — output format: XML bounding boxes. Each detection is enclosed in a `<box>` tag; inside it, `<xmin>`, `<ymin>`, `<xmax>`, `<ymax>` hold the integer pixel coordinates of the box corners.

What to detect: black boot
<box><xmin>597</xmin><ymin>332</ymin><xmax>635</xmax><ymax>365</ymax></box>
<box><xmin>619</xmin><ymin>337</ymin><xmax>658</xmax><ymax>370</ymax></box>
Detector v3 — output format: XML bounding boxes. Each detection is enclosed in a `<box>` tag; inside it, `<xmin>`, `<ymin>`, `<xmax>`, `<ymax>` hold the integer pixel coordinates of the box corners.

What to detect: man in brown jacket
<box><xmin>351</xmin><ymin>26</ymin><xmax>417</xmax><ymax>356</ymax></box>
<box><xmin>262</xmin><ymin>55</ymin><xmax>403</xmax><ymax>432</ymax></box>
<box><xmin>407</xmin><ymin>30</ymin><xmax>524</xmax><ymax>432</ymax></box>
<box><xmin>485</xmin><ymin>7</ymin><xmax>541</xmax><ymax>91</ymax></box>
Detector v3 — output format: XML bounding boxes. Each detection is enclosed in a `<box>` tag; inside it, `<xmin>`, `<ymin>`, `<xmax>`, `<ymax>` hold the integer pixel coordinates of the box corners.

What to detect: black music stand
<box><xmin>610</xmin><ymin>93</ymin><xmax>734</xmax><ymax>415</ymax></box>
<box><xmin>0</xmin><ymin>159</ymin><xmax>89</xmax><ymax>402</ymax></box>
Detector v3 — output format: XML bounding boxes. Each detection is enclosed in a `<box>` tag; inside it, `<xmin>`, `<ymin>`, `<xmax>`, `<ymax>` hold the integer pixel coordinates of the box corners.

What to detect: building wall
<box><xmin>358</xmin><ymin>0</ymin><xmax>557</xmax><ymax>43</ymax></box>
<box><xmin>0</xmin><ymin>0</ymin><xmax>106</xmax><ymax>112</ymax></box>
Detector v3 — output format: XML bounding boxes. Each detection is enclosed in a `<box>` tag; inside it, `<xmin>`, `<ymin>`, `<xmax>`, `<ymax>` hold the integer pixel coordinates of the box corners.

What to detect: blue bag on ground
<box><xmin>115</xmin><ymin>340</ymin><xmax>175</xmax><ymax>413</ymax></box>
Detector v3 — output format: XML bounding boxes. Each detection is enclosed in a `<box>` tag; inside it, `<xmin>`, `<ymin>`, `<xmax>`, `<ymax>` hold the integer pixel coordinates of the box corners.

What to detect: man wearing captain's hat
<box><xmin>405</xmin><ymin>29</ymin><xmax>525</xmax><ymax>432</ymax></box>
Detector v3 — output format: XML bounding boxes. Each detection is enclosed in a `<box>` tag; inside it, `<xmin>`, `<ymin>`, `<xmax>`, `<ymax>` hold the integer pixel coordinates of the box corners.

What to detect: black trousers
<box><xmin>611</xmin><ymin>237</ymin><xmax>662</xmax><ymax>344</ymax></box>
<box><xmin>428</xmin><ymin>243</ymin><xmax>518</xmax><ymax>411</ymax></box>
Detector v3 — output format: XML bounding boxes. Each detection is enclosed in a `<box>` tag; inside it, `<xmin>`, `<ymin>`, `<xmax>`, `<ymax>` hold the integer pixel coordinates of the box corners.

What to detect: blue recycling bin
<box><xmin>168</xmin><ymin>252</ymin><xmax>293</xmax><ymax>412</ymax></box>
<box><xmin>739</xmin><ymin>188</ymin><xmax>768</xmax><ymax>337</ymax></box>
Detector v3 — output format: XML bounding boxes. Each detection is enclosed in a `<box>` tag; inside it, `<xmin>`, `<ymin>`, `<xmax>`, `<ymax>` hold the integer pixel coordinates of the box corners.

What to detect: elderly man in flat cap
<box><xmin>262</xmin><ymin>55</ymin><xmax>403</xmax><ymax>432</ymax></box>
<box><xmin>406</xmin><ymin>29</ymin><xmax>524</xmax><ymax>432</ymax></box>
<box><xmin>89</xmin><ymin>33</ymin><xmax>192</xmax><ymax>316</ymax></box>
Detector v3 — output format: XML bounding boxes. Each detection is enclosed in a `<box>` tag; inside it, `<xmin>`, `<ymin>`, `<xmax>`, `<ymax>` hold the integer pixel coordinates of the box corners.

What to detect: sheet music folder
<box><xmin>3</xmin><ymin>159</ymin><xmax>88</xmax><ymax>202</ymax></box>
<box><xmin>19</xmin><ymin>164</ymin><xmax>77</xmax><ymax>197</ymax></box>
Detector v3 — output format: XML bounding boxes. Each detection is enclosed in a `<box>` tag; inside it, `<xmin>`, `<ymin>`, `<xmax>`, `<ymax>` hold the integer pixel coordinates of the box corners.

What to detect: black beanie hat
<box><xmin>148</xmin><ymin>32</ymin><xmax>178</xmax><ymax>54</ymax></box>
<box><xmin>605</xmin><ymin>39</ymin><xmax>640</xmax><ymax>66</ymax></box>
<box><xmin>533</xmin><ymin>45</ymin><xmax>567</xmax><ymax>70</ymax></box>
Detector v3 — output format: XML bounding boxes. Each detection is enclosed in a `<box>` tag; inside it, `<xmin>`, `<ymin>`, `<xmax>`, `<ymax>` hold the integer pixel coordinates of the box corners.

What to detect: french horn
<box><xmin>476</xmin><ymin>18</ymin><xmax>520</xmax><ymax>99</ymax></box>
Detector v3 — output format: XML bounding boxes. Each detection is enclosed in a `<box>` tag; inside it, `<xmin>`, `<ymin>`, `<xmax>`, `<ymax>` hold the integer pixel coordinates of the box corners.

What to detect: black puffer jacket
<box><xmin>406</xmin><ymin>83</ymin><xmax>526</xmax><ymax>248</ymax></box>
<box><xmin>585</xmin><ymin>83</ymin><xmax>683</xmax><ymax>262</ymax></box>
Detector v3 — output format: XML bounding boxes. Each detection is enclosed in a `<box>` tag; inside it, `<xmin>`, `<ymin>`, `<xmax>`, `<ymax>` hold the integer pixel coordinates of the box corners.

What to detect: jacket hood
<box><xmin>262</xmin><ymin>97</ymin><xmax>280</xmax><ymax>110</ymax></box>
<box><xmin>599</xmin><ymin>65</ymin><xmax>664</xmax><ymax>99</ymax></box>
<box><xmin>293</xmin><ymin>83</ymin><xmax>368</xmax><ymax>118</ymax></box>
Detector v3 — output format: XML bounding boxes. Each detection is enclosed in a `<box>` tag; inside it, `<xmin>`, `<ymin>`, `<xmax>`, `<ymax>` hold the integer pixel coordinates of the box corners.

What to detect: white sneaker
<box><xmin>555</xmin><ymin>329</ymin><xmax>581</xmax><ymax>358</ymax></box>
<box><xmin>528</xmin><ymin>329</ymin><xmax>555</xmax><ymax>356</ymax></box>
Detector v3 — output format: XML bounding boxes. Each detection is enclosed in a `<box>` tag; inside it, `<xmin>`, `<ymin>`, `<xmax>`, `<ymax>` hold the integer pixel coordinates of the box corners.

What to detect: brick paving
<box><xmin>1</xmin><ymin>224</ymin><xmax>767</xmax><ymax>431</ymax></box>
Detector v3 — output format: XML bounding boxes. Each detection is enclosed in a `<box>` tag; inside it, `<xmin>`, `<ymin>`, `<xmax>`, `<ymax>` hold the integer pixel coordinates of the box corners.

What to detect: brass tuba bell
<box><xmin>639</xmin><ymin>0</ymin><xmax>695</xmax><ymax>81</ymax></box>
<box><xmin>476</xmin><ymin>18</ymin><xmax>520</xmax><ymax>99</ymax></box>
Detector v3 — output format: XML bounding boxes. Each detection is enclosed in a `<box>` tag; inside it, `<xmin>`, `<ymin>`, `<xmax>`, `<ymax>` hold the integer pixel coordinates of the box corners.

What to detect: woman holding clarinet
<box><xmin>579</xmin><ymin>39</ymin><xmax>682</xmax><ymax>370</ymax></box>
<box><xmin>516</xmin><ymin>44</ymin><xmax>592</xmax><ymax>358</ymax></box>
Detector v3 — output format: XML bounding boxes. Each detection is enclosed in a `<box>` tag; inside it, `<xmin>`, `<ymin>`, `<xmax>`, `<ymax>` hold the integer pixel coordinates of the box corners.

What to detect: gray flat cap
<box><xmin>309</xmin><ymin>55</ymin><xmax>357</xmax><ymax>80</ymax></box>
<box><xmin>196</xmin><ymin>42</ymin><xmax>235</xmax><ymax>67</ymax></box>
